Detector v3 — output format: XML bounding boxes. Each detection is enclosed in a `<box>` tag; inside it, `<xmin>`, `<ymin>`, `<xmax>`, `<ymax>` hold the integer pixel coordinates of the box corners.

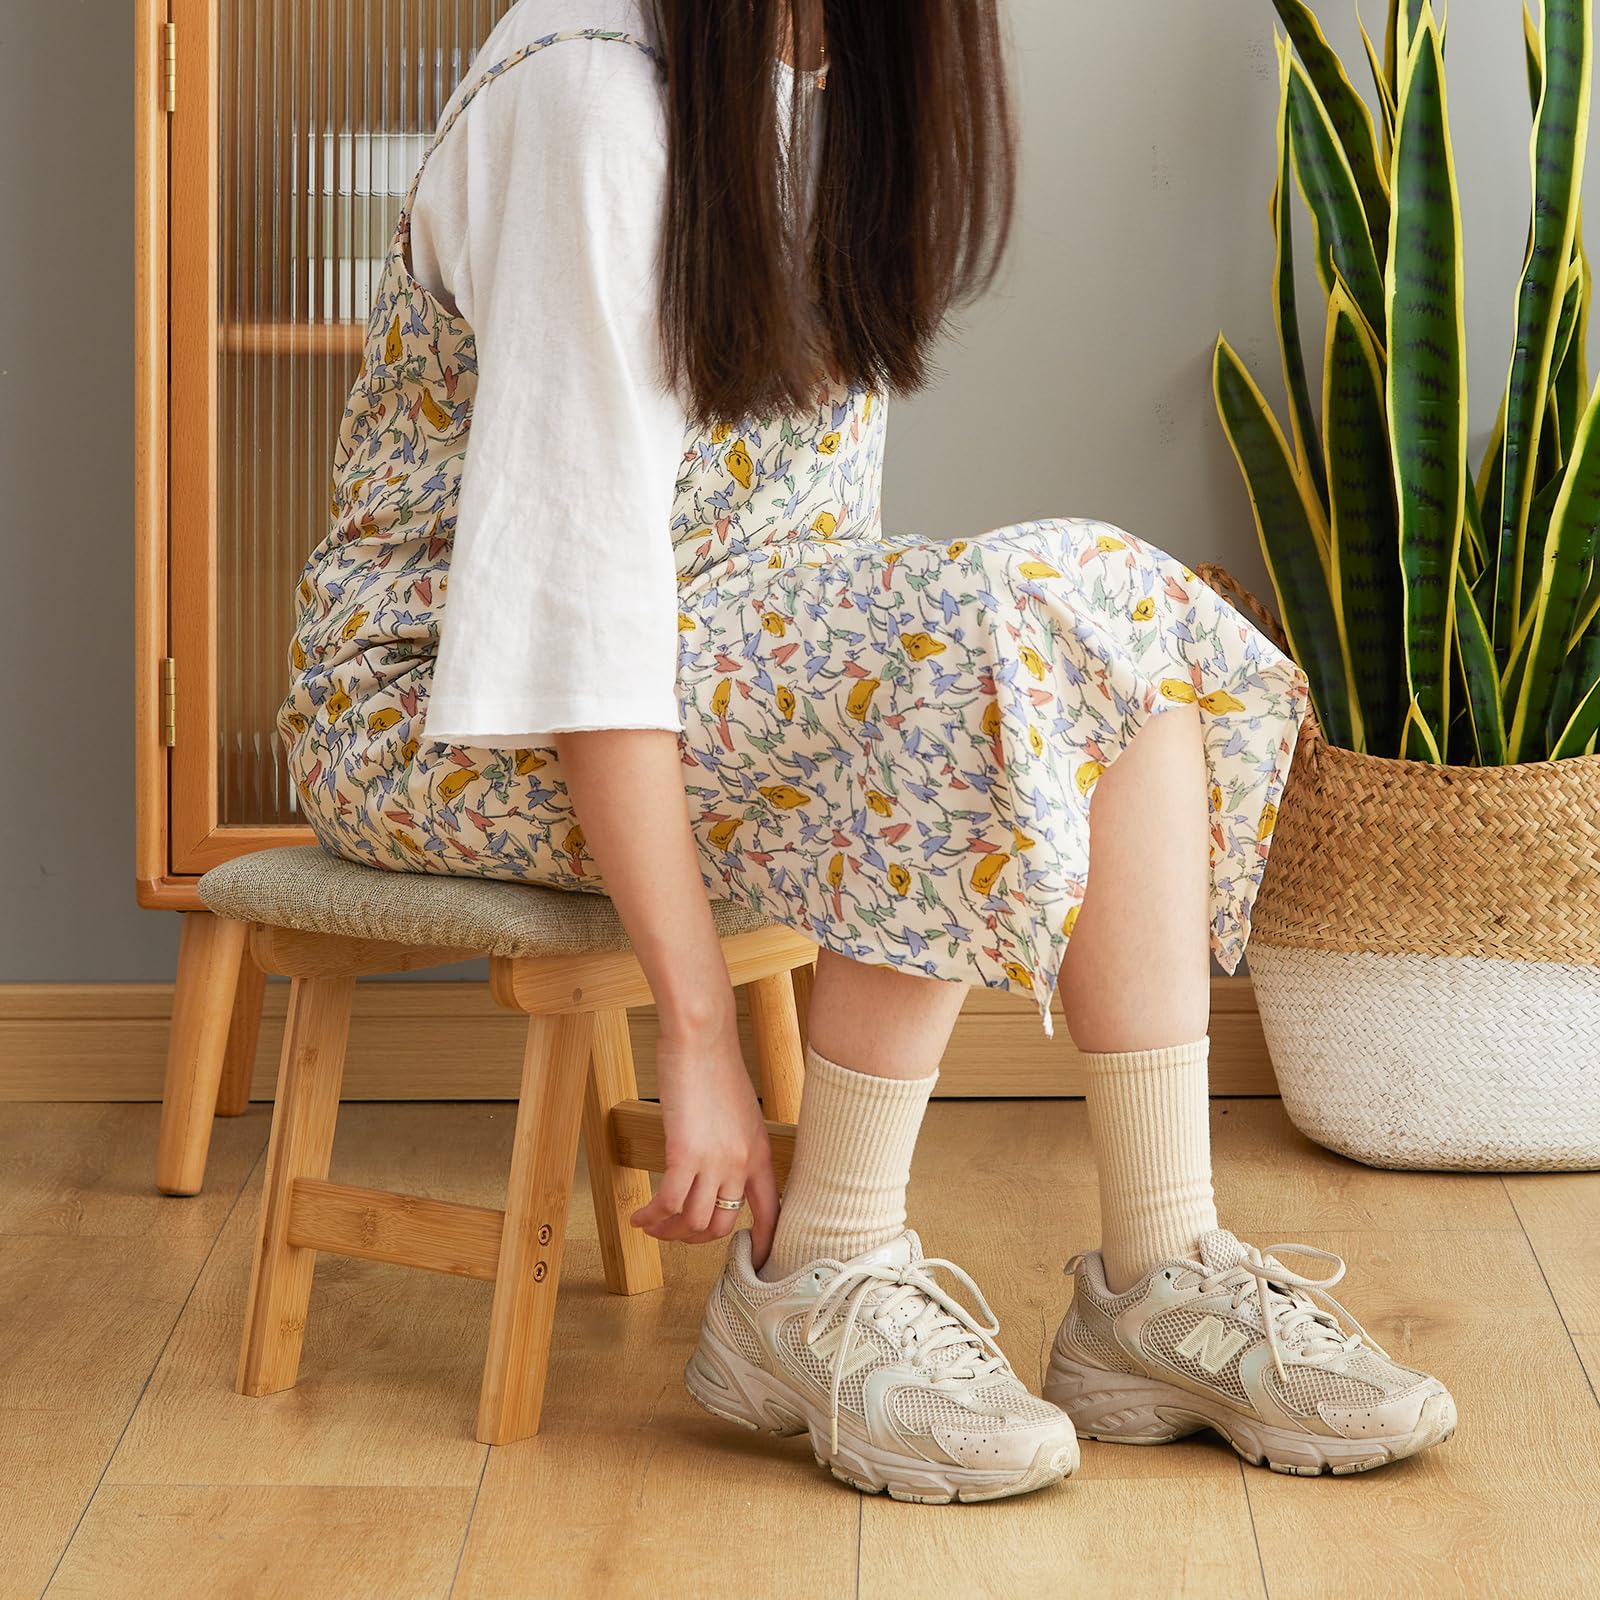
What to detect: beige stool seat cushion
<box><xmin>195</xmin><ymin>844</ymin><xmax>771</xmax><ymax>959</ymax></box>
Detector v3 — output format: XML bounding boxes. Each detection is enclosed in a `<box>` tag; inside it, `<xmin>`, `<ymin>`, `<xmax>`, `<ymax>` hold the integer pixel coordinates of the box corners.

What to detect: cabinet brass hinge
<box><xmin>161</xmin><ymin>657</ymin><xmax>177</xmax><ymax>748</ymax></box>
<box><xmin>163</xmin><ymin>21</ymin><xmax>176</xmax><ymax>113</ymax></box>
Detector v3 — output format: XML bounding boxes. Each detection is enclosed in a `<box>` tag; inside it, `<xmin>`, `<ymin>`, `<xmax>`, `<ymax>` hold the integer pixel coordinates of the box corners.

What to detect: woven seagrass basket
<box><xmin>1197</xmin><ymin>564</ymin><xmax>1600</xmax><ymax>1172</ymax></box>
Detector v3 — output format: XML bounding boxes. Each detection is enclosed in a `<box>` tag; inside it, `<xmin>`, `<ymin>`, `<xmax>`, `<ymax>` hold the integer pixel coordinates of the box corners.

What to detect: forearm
<box><xmin>553</xmin><ymin>728</ymin><xmax>732</xmax><ymax>1034</ymax></box>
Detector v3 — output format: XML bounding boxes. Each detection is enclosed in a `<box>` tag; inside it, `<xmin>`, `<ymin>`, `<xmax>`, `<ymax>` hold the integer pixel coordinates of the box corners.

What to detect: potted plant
<box><xmin>1210</xmin><ymin>0</ymin><xmax>1600</xmax><ymax>1169</ymax></box>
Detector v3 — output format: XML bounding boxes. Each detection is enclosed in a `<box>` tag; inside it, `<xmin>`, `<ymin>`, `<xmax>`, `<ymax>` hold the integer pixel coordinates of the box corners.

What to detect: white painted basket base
<box><xmin>1247</xmin><ymin>942</ymin><xmax>1600</xmax><ymax>1171</ymax></box>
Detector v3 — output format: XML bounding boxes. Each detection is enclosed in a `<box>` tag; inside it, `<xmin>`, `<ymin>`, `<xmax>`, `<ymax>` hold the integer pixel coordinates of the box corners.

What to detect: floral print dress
<box><xmin>279</xmin><ymin>28</ymin><xmax>1311</xmax><ymax>1036</ymax></box>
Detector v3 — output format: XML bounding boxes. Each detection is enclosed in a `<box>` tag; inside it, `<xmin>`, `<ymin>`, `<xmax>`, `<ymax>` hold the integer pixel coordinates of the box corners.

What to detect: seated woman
<box><xmin>277</xmin><ymin>0</ymin><xmax>1454</xmax><ymax>1504</ymax></box>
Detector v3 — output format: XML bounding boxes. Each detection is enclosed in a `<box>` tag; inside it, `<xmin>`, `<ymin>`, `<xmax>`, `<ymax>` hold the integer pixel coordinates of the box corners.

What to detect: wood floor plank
<box><xmin>1248</xmin><ymin>1480</ymin><xmax>1600</xmax><ymax>1600</ymax></box>
<box><xmin>0</xmin><ymin>1102</ymin><xmax>265</xmax><ymax>1237</ymax></box>
<box><xmin>1574</xmin><ymin>1335</ymin><xmax>1599</xmax><ymax>1398</ymax></box>
<box><xmin>1242</xmin><ymin>1229</ymin><xmax>1600</xmax><ymax>1600</ymax></box>
<box><xmin>861</xmin><ymin>1476</ymin><xmax>1266</xmax><ymax>1598</ymax></box>
<box><xmin>0</xmin><ymin>1106</ymin><xmax>264</xmax><ymax>1598</ymax></box>
<box><xmin>1501</xmin><ymin>1172</ymin><xmax>1600</xmax><ymax>1333</ymax></box>
<box><xmin>0</xmin><ymin>1234</ymin><xmax>221</xmax><ymax>1600</ymax></box>
<box><xmin>43</xmin><ymin>1485</ymin><xmax>474</xmax><ymax>1600</ymax></box>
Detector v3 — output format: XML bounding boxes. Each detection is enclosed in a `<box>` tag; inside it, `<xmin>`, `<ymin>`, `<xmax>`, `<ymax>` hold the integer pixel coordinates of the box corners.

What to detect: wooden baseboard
<box><xmin>0</xmin><ymin>976</ymin><xmax>1276</xmax><ymax>1101</ymax></box>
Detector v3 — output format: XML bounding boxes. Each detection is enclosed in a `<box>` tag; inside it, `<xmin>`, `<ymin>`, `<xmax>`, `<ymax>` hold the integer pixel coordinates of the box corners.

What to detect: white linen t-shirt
<box><xmin>411</xmin><ymin>0</ymin><xmax>826</xmax><ymax>746</ymax></box>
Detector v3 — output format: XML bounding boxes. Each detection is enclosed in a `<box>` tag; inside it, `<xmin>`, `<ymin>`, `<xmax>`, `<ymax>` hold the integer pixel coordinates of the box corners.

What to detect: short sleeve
<box><xmin>414</xmin><ymin>39</ymin><xmax>688</xmax><ymax>747</ymax></box>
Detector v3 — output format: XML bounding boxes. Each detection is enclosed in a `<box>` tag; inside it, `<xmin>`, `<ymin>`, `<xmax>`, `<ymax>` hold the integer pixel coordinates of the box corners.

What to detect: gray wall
<box><xmin>1</xmin><ymin>0</ymin><xmax>1589</xmax><ymax>981</ymax></box>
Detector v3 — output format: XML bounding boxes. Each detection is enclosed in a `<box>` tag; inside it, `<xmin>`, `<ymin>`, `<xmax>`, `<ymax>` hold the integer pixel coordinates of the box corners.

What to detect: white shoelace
<box><xmin>804</xmin><ymin>1255</ymin><xmax>1012</xmax><ymax>1452</ymax></box>
<box><xmin>1069</xmin><ymin>1240</ymin><xmax>1393</xmax><ymax>1388</ymax></box>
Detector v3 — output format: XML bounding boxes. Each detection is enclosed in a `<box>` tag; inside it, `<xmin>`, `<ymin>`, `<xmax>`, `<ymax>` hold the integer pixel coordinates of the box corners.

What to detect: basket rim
<box><xmin>1299</xmin><ymin>709</ymin><xmax>1600</xmax><ymax>783</ymax></box>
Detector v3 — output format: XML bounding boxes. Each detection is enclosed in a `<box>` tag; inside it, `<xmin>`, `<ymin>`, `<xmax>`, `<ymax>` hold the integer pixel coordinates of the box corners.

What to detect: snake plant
<box><xmin>1215</xmin><ymin>0</ymin><xmax>1600</xmax><ymax>763</ymax></box>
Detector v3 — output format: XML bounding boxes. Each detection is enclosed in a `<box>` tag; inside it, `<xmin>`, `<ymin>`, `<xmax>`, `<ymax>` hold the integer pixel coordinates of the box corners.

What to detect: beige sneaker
<box><xmin>685</xmin><ymin>1227</ymin><xmax>1079</xmax><ymax>1503</ymax></box>
<box><xmin>1043</xmin><ymin>1228</ymin><xmax>1457</xmax><ymax>1476</ymax></box>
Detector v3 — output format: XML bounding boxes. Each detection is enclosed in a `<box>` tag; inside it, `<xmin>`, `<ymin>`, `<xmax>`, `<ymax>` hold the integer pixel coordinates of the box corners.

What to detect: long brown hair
<box><xmin>645</xmin><ymin>0</ymin><xmax>1018</xmax><ymax>428</ymax></box>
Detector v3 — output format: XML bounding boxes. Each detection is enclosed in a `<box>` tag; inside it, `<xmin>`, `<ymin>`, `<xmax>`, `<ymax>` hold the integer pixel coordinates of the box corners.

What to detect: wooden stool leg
<box><xmin>156</xmin><ymin>912</ymin><xmax>250</xmax><ymax>1195</ymax></box>
<box><xmin>236</xmin><ymin>974</ymin><xmax>354</xmax><ymax>1397</ymax></box>
<box><xmin>747</xmin><ymin>970</ymin><xmax>806</xmax><ymax>1123</ymax></box>
<box><xmin>790</xmin><ymin>956</ymin><xmax>816</xmax><ymax>1055</ymax></box>
<box><xmin>215</xmin><ymin>948</ymin><xmax>267</xmax><ymax>1117</ymax></box>
<box><xmin>478</xmin><ymin>1011</ymin><xmax>595</xmax><ymax>1445</ymax></box>
<box><xmin>582</xmin><ymin>1010</ymin><xmax>663</xmax><ymax>1297</ymax></box>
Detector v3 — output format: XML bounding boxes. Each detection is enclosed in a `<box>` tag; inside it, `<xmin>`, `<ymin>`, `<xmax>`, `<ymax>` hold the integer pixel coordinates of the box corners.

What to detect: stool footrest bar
<box><xmin>287</xmin><ymin>1177</ymin><xmax>504</xmax><ymax>1281</ymax></box>
<box><xmin>609</xmin><ymin>1100</ymin><xmax>798</xmax><ymax>1187</ymax></box>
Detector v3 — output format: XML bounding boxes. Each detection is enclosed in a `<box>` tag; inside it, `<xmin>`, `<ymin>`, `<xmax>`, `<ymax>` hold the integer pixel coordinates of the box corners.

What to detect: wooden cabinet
<box><xmin>136</xmin><ymin>0</ymin><xmax>516</xmax><ymax>905</ymax></box>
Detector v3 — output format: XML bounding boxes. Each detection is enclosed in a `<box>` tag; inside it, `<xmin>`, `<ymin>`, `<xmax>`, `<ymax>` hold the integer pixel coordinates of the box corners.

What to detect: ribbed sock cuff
<box><xmin>1083</xmin><ymin>1035</ymin><xmax>1217</xmax><ymax>1294</ymax></box>
<box><xmin>758</xmin><ymin>1043</ymin><xmax>938</xmax><ymax>1281</ymax></box>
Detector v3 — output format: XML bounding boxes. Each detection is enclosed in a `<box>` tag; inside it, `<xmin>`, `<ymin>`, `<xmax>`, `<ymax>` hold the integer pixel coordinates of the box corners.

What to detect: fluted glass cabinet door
<box><xmin>167</xmin><ymin>0</ymin><xmax>512</xmax><ymax>873</ymax></box>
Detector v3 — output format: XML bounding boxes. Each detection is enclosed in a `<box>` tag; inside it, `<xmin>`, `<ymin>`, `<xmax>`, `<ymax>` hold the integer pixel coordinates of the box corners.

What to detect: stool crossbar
<box><xmin>188</xmin><ymin>846</ymin><xmax>815</xmax><ymax>1445</ymax></box>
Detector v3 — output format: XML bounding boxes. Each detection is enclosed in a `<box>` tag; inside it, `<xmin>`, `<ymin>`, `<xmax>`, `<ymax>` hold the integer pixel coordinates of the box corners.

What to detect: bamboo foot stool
<box><xmin>193</xmin><ymin>845</ymin><xmax>816</xmax><ymax>1445</ymax></box>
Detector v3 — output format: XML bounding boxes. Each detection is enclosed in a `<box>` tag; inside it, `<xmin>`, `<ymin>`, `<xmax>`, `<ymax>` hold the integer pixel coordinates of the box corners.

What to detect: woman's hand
<box><xmin>629</xmin><ymin>991</ymin><xmax>779</xmax><ymax>1263</ymax></box>
<box><xmin>550</xmin><ymin>728</ymin><xmax>783</xmax><ymax>1268</ymax></box>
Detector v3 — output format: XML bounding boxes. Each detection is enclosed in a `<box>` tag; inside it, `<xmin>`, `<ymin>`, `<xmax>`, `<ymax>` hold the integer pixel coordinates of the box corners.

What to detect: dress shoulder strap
<box><xmin>398</xmin><ymin>27</ymin><xmax>666</xmax><ymax>221</ymax></box>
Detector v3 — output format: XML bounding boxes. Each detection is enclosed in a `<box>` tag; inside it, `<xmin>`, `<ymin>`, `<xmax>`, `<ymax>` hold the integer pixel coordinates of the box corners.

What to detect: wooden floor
<box><xmin>2</xmin><ymin>1098</ymin><xmax>1597</xmax><ymax>1600</ymax></box>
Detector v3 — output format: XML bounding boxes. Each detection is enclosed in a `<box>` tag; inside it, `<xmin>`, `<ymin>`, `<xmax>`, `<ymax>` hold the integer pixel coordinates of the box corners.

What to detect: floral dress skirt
<box><xmin>279</xmin><ymin>29</ymin><xmax>1311</xmax><ymax>1039</ymax></box>
<box><xmin>284</xmin><ymin>390</ymin><xmax>1312</xmax><ymax>1041</ymax></box>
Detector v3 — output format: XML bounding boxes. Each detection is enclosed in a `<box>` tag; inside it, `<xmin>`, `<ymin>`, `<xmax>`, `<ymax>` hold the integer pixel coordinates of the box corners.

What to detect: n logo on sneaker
<box><xmin>1173</xmin><ymin>1315</ymin><xmax>1249</xmax><ymax>1374</ymax></box>
<box><xmin>807</xmin><ymin>1319</ymin><xmax>886</xmax><ymax>1381</ymax></box>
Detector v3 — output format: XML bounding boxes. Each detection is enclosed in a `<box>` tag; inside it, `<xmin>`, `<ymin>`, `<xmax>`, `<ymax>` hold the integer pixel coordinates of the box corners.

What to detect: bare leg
<box><xmin>806</xmin><ymin>950</ymin><xmax>968</xmax><ymax>1078</ymax></box>
<box><xmin>1058</xmin><ymin>702</ymin><xmax>1210</xmax><ymax>1051</ymax></box>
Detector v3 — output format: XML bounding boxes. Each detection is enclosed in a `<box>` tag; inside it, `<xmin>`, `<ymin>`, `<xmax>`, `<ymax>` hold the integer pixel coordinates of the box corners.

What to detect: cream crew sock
<box><xmin>757</xmin><ymin>1042</ymin><xmax>939</xmax><ymax>1282</ymax></box>
<box><xmin>1082</xmin><ymin>1036</ymin><xmax>1219</xmax><ymax>1293</ymax></box>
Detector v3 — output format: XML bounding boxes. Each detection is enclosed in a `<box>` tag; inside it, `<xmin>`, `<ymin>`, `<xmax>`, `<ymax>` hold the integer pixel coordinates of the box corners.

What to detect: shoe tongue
<box><xmin>847</xmin><ymin>1229</ymin><xmax>920</xmax><ymax>1270</ymax></box>
<box><xmin>1195</xmin><ymin>1228</ymin><xmax>1250</xmax><ymax>1273</ymax></box>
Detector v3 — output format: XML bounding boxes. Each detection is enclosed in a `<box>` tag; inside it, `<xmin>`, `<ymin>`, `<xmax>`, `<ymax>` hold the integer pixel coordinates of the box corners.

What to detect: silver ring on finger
<box><xmin>713</xmin><ymin>1194</ymin><xmax>746</xmax><ymax>1212</ymax></box>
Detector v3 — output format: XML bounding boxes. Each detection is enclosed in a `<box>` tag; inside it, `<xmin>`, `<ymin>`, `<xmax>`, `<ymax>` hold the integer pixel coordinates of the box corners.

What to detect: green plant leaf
<box><xmin>1285</xmin><ymin>58</ymin><xmax>1388</xmax><ymax>341</ymax></box>
<box><xmin>1359</xmin><ymin>6</ymin><xmax>1399</xmax><ymax>161</ymax></box>
<box><xmin>1550</xmin><ymin>633</ymin><xmax>1600</xmax><ymax>755</ymax></box>
<box><xmin>1401</xmin><ymin>695</ymin><xmax>1444</xmax><ymax>760</ymax></box>
<box><xmin>1474</xmin><ymin>396</ymin><xmax>1508</xmax><ymax>616</ymax></box>
<box><xmin>1213</xmin><ymin>334</ymin><xmax>1359</xmax><ymax>748</ymax></box>
<box><xmin>1553</xmin><ymin>246</ymin><xmax>1589</xmax><ymax>463</ymax></box>
<box><xmin>1387</xmin><ymin>6</ymin><xmax>1467</xmax><ymax>752</ymax></box>
<box><xmin>1452</xmin><ymin>567</ymin><xmax>1508</xmax><ymax>762</ymax></box>
<box><xmin>1389</xmin><ymin>0</ymin><xmax>1431</xmax><ymax>90</ymax></box>
<box><xmin>1569</xmin><ymin>547</ymin><xmax>1600</xmax><ymax>642</ymax></box>
<box><xmin>1574</xmin><ymin>227</ymin><xmax>1594</xmax><ymax>395</ymax></box>
<box><xmin>1272</xmin><ymin>38</ymin><xmax>1330</xmax><ymax>519</ymax></box>
<box><xmin>1384</xmin><ymin>1</ymin><xmax>1420</xmax><ymax>109</ymax></box>
<box><xmin>1517</xmin><ymin>472</ymin><xmax>1569</xmax><ymax>637</ymax></box>
<box><xmin>1271</xmin><ymin>0</ymin><xmax>1391</xmax><ymax>259</ymax></box>
<box><xmin>1492</xmin><ymin>0</ymin><xmax>1593</xmax><ymax>649</ymax></box>
<box><xmin>1462</xmin><ymin>468</ymin><xmax>1489</xmax><ymax>581</ymax></box>
<box><xmin>1508</xmin><ymin>372</ymin><xmax>1600</xmax><ymax>759</ymax></box>
<box><xmin>1525</xmin><ymin>1</ymin><xmax>1543</xmax><ymax>112</ymax></box>
<box><xmin>1324</xmin><ymin>278</ymin><xmax>1405</xmax><ymax>754</ymax></box>
<box><xmin>1545</xmin><ymin>636</ymin><xmax>1587</xmax><ymax>748</ymax></box>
